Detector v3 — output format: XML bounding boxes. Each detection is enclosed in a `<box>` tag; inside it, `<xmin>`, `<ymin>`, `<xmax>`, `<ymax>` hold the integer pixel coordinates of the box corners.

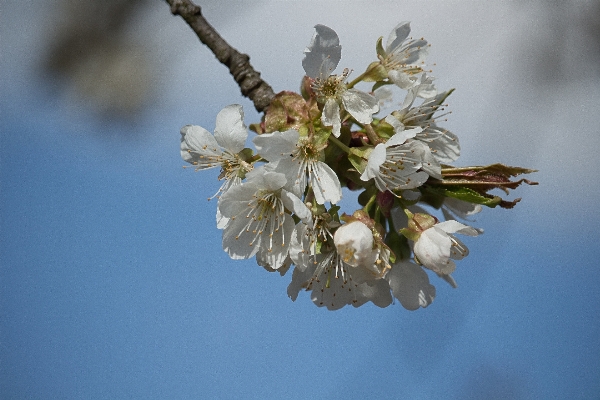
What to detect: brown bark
<box><xmin>166</xmin><ymin>0</ymin><xmax>275</xmax><ymax>112</ymax></box>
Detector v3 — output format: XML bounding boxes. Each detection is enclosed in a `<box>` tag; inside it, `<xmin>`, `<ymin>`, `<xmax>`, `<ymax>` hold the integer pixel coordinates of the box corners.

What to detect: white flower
<box><xmin>390</xmin><ymin>87</ymin><xmax>460</xmax><ymax>163</ymax></box>
<box><xmin>360</xmin><ymin>126</ymin><xmax>435</xmax><ymax>193</ymax></box>
<box><xmin>287</xmin><ymin>216</ymin><xmax>393</xmax><ymax>309</ymax></box>
<box><xmin>180</xmin><ymin>104</ymin><xmax>253</xmax><ymax>227</ymax></box>
<box><xmin>253</xmin><ymin>129</ymin><xmax>342</xmax><ymax>204</ymax></box>
<box><xmin>303</xmin><ymin>24</ymin><xmax>379</xmax><ymax>137</ymax></box>
<box><xmin>386</xmin><ymin>260</ymin><xmax>436</xmax><ymax>310</ymax></box>
<box><xmin>287</xmin><ymin>248</ymin><xmax>392</xmax><ymax>310</ymax></box>
<box><xmin>413</xmin><ymin>220</ymin><xmax>481</xmax><ymax>277</ymax></box>
<box><xmin>180</xmin><ymin>104</ymin><xmax>251</xmax><ymax>191</ymax></box>
<box><xmin>218</xmin><ymin>167</ymin><xmax>310</xmax><ymax>271</ymax></box>
<box><xmin>380</xmin><ymin>22</ymin><xmax>435</xmax><ymax>96</ymax></box>
<box><xmin>333</xmin><ymin>221</ymin><xmax>379</xmax><ymax>269</ymax></box>
<box><xmin>288</xmin><ymin>213</ymin><xmax>337</xmax><ymax>272</ymax></box>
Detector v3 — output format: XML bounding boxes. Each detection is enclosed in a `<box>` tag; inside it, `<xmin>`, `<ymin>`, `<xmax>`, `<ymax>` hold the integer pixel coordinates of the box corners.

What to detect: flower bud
<box><xmin>334</xmin><ymin>221</ymin><xmax>379</xmax><ymax>268</ymax></box>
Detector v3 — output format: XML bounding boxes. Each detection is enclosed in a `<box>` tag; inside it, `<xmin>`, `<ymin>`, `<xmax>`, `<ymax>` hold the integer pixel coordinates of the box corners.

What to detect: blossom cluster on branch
<box><xmin>179</xmin><ymin>22</ymin><xmax>536</xmax><ymax>310</ymax></box>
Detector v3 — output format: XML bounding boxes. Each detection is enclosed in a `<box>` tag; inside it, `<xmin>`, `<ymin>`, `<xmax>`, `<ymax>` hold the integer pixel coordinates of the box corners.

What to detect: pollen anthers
<box><xmin>381</xmin><ymin>39</ymin><xmax>430</xmax><ymax>68</ymax></box>
<box><xmin>218</xmin><ymin>154</ymin><xmax>253</xmax><ymax>181</ymax></box>
<box><xmin>293</xmin><ymin>136</ymin><xmax>324</xmax><ymax>162</ymax></box>
<box><xmin>308</xmin><ymin>251</ymin><xmax>350</xmax><ymax>288</ymax></box>
<box><xmin>401</xmin><ymin>102</ymin><xmax>450</xmax><ymax>127</ymax></box>
<box><xmin>383</xmin><ymin>58</ymin><xmax>426</xmax><ymax>77</ymax></box>
<box><xmin>237</xmin><ymin>192</ymin><xmax>286</xmax><ymax>249</ymax></box>
<box><xmin>311</xmin><ymin>68</ymin><xmax>351</xmax><ymax>102</ymax></box>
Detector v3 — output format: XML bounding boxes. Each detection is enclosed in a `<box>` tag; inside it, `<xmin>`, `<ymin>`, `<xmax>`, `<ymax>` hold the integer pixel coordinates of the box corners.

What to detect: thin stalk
<box><xmin>363</xmin><ymin>192</ymin><xmax>377</xmax><ymax>214</ymax></box>
<box><xmin>364</xmin><ymin>124</ymin><xmax>383</xmax><ymax>145</ymax></box>
<box><xmin>328</xmin><ymin>135</ymin><xmax>351</xmax><ymax>153</ymax></box>
<box><xmin>346</xmin><ymin>62</ymin><xmax>380</xmax><ymax>89</ymax></box>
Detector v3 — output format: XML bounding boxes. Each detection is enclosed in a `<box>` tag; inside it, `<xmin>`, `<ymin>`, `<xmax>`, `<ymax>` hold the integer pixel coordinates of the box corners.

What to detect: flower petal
<box><xmin>217</xmin><ymin>179</ymin><xmax>259</xmax><ymax>219</ymax></box>
<box><xmin>385</xmin><ymin>125</ymin><xmax>422</xmax><ymax>147</ymax></box>
<box><xmin>280</xmin><ymin>189</ymin><xmax>312</xmax><ymax>224</ymax></box>
<box><xmin>414</xmin><ymin>227</ymin><xmax>455</xmax><ymax>274</ymax></box>
<box><xmin>361</xmin><ymin>144</ymin><xmax>386</xmax><ymax>181</ymax></box>
<box><xmin>383</xmin><ymin>115</ymin><xmax>406</xmax><ymax>136</ymax></box>
<box><xmin>423</xmin><ymin>127</ymin><xmax>460</xmax><ymax>163</ymax></box>
<box><xmin>385</xmin><ymin>21</ymin><xmax>412</xmax><ymax>55</ymax></box>
<box><xmin>341</xmin><ymin>89</ymin><xmax>379</xmax><ymax>124</ymax></box>
<box><xmin>353</xmin><ymin>279</ymin><xmax>393</xmax><ymax>308</ymax></box>
<box><xmin>311</xmin><ymin>161</ymin><xmax>342</xmax><ymax>205</ymax></box>
<box><xmin>410</xmin><ymin>141</ymin><xmax>441</xmax><ymax>179</ymax></box>
<box><xmin>256</xmin><ymin>216</ymin><xmax>296</xmax><ymax>270</ymax></box>
<box><xmin>253</xmin><ymin>129</ymin><xmax>299</xmax><ymax>162</ymax></box>
<box><xmin>322</xmin><ymin>99</ymin><xmax>341</xmax><ymax>137</ymax></box>
<box><xmin>302</xmin><ymin>24</ymin><xmax>342</xmax><ymax>79</ymax></box>
<box><xmin>180</xmin><ymin>124</ymin><xmax>222</xmax><ymax>167</ymax></box>
<box><xmin>435</xmin><ymin>220</ymin><xmax>481</xmax><ymax>236</ymax></box>
<box><xmin>213</xmin><ymin>104</ymin><xmax>248</xmax><ymax>154</ymax></box>
<box><xmin>387</xmin><ymin>261</ymin><xmax>436</xmax><ymax>310</ymax></box>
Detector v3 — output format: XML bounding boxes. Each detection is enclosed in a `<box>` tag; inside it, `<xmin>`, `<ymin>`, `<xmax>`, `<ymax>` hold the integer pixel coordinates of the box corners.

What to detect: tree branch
<box><xmin>166</xmin><ymin>0</ymin><xmax>275</xmax><ymax>113</ymax></box>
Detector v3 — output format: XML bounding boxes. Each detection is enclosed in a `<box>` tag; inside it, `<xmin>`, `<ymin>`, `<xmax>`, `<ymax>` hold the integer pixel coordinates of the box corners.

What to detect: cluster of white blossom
<box><xmin>180</xmin><ymin>22</ymin><xmax>534</xmax><ymax>310</ymax></box>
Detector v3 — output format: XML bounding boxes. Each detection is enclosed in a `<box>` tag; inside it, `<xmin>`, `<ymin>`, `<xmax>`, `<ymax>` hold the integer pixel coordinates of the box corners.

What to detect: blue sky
<box><xmin>2</xmin><ymin>1</ymin><xmax>600</xmax><ymax>399</ymax></box>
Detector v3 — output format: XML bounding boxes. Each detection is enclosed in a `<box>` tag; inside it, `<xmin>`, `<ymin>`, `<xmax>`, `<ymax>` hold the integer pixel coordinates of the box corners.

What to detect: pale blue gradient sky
<box><xmin>2</xmin><ymin>1</ymin><xmax>599</xmax><ymax>399</ymax></box>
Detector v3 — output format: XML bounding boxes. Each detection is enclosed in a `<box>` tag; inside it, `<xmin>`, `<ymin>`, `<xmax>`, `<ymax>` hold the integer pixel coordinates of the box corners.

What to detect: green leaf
<box><xmin>426</xmin><ymin>160</ymin><xmax>538</xmax><ymax>208</ymax></box>
<box><xmin>441</xmin><ymin>163</ymin><xmax>538</xmax><ymax>178</ymax></box>
<box><xmin>427</xmin><ymin>186</ymin><xmax>503</xmax><ymax>208</ymax></box>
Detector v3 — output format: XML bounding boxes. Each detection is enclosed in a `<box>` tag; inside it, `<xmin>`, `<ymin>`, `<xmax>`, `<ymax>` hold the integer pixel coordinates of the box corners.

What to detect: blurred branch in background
<box><xmin>38</xmin><ymin>0</ymin><xmax>599</xmax><ymax>123</ymax></box>
<box><xmin>522</xmin><ymin>0</ymin><xmax>600</xmax><ymax>85</ymax></box>
<box><xmin>41</xmin><ymin>0</ymin><xmax>153</xmax><ymax>119</ymax></box>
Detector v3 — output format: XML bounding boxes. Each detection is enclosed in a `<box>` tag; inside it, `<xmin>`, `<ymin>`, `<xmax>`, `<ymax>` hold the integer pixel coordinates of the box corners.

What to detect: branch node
<box><xmin>169</xmin><ymin>0</ymin><xmax>201</xmax><ymax>16</ymax></box>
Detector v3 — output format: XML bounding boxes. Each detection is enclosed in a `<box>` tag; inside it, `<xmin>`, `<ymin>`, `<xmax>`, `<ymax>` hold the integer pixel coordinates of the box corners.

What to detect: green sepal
<box><xmin>249</xmin><ymin>122</ymin><xmax>263</xmax><ymax>134</ymax></box>
<box><xmin>399</xmin><ymin>210</ymin><xmax>436</xmax><ymax>242</ymax></box>
<box><xmin>328</xmin><ymin>204</ymin><xmax>341</xmax><ymax>222</ymax></box>
<box><xmin>348</xmin><ymin>146</ymin><xmax>373</xmax><ymax>175</ymax></box>
<box><xmin>375</xmin><ymin>36</ymin><xmax>386</xmax><ymax>59</ymax></box>
<box><xmin>361</xmin><ymin>61</ymin><xmax>389</xmax><ymax>82</ymax></box>
<box><xmin>313</xmin><ymin>127</ymin><xmax>331</xmax><ymax>148</ymax></box>
<box><xmin>372</xmin><ymin>80</ymin><xmax>392</xmax><ymax>92</ymax></box>
<box><xmin>372</xmin><ymin>118</ymin><xmax>394</xmax><ymax>140</ymax></box>
<box><xmin>237</xmin><ymin>147</ymin><xmax>255</xmax><ymax>162</ymax></box>
<box><xmin>314</xmin><ymin>239</ymin><xmax>323</xmax><ymax>255</ymax></box>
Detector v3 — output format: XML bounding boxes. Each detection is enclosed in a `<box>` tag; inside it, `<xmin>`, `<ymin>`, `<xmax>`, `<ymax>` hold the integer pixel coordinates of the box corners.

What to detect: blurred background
<box><xmin>1</xmin><ymin>1</ymin><xmax>599</xmax><ymax>398</ymax></box>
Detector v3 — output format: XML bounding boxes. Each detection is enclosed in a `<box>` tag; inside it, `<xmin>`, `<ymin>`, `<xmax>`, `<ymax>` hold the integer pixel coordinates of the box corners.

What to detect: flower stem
<box><xmin>374</xmin><ymin>206</ymin><xmax>382</xmax><ymax>224</ymax></box>
<box><xmin>363</xmin><ymin>192</ymin><xmax>377</xmax><ymax>214</ymax></box>
<box><xmin>364</xmin><ymin>124</ymin><xmax>383</xmax><ymax>145</ymax></box>
<box><xmin>346</xmin><ymin>63</ymin><xmax>379</xmax><ymax>89</ymax></box>
<box><xmin>328</xmin><ymin>135</ymin><xmax>351</xmax><ymax>153</ymax></box>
